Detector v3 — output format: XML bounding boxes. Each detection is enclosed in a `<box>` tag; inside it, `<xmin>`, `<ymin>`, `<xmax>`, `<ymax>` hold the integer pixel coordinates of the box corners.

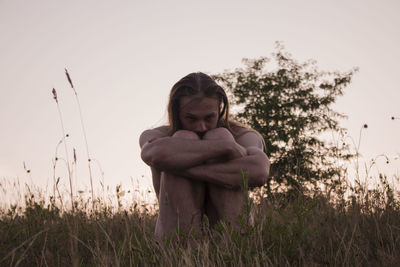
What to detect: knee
<box><xmin>203</xmin><ymin>127</ymin><xmax>234</xmax><ymax>141</ymax></box>
<box><xmin>172</xmin><ymin>130</ymin><xmax>200</xmax><ymax>140</ymax></box>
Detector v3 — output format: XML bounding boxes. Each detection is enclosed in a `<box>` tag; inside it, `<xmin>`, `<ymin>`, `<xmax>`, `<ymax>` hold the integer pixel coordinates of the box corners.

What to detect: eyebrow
<box><xmin>185</xmin><ymin>112</ymin><xmax>217</xmax><ymax>118</ymax></box>
<box><xmin>205</xmin><ymin>113</ymin><xmax>217</xmax><ymax>118</ymax></box>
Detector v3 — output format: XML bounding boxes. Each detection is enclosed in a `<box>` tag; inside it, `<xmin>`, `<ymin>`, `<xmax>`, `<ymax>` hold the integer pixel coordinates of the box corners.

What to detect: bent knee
<box><xmin>172</xmin><ymin>130</ymin><xmax>200</xmax><ymax>140</ymax></box>
<box><xmin>203</xmin><ymin>127</ymin><xmax>234</xmax><ymax>141</ymax></box>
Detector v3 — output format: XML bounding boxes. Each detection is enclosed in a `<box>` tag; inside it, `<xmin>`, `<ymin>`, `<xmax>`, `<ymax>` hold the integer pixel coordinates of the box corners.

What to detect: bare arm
<box><xmin>139</xmin><ymin>127</ymin><xmax>169</xmax><ymax>148</ymax></box>
<box><xmin>139</xmin><ymin>127</ymin><xmax>169</xmax><ymax>198</ymax></box>
<box><xmin>141</xmin><ymin>135</ymin><xmax>243</xmax><ymax>171</ymax></box>
<box><xmin>140</xmin><ymin>128</ymin><xmax>269</xmax><ymax>190</ymax></box>
<box><xmin>173</xmin><ymin>131</ymin><xmax>269</xmax><ymax>189</ymax></box>
<box><xmin>179</xmin><ymin>146</ymin><xmax>270</xmax><ymax>189</ymax></box>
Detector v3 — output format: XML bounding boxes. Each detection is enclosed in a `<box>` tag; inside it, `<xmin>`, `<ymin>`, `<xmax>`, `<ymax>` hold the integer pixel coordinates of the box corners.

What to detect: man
<box><xmin>140</xmin><ymin>72</ymin><xmax>270</xmax><ymax>240</ymax></box>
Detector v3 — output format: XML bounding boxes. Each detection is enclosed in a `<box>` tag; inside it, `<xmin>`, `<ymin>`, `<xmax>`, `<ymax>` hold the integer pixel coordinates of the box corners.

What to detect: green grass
<box><xmin>1</xmin><ymin>179</ymin><xmax>399</xmax><ymax>266</ymax></box>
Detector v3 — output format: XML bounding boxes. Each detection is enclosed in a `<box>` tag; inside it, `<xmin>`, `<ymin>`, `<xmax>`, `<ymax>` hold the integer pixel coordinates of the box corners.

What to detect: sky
<box><xmin>1</xmin><ymin>0</ymin><xmax>400</xmax><ymax>201</ymax></box>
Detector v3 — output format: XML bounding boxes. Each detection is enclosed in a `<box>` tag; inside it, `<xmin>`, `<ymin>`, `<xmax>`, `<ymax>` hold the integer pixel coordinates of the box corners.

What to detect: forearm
<box><xmin>141</xmin><ymin>137</ymin><xmax>235</xmax><ymax>171</ymax></box>
<box><xmin>177</xmin><ymin>150</ymin><xmax>269</xmax><ymax>189</ymax></box>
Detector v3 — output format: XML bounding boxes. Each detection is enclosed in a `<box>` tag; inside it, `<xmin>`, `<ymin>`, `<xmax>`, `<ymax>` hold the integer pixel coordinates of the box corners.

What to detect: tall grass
<box><xmin>64</xmin><ymin>68</ymin><xmax>96</xmax><ymax>212</ymax></box>
<box><xmin>52</xmin><ymin>88</ymin><xmax>74</xmax><ymax>212</ymax></box>
<box><xmin>0</xmin><ymin>178</ymin><xmax>399</xmax><ymax>266</ymax></box>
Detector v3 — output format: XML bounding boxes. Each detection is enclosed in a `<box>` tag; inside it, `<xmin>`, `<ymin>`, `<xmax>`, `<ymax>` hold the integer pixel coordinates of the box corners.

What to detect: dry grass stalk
<box><xmin>52</xmin><ymin>87</ymin><xmax>74</xmax><ymax>211</ymax></box>
<box><xmin>65</xmin><ymin>68</ymin><xmax>96</xmax><ymax>212</ymax></box>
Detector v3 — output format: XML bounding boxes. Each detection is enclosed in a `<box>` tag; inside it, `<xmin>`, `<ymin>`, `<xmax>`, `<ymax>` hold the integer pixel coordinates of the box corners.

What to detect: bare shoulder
<box><xmin>235</xmin><ymin>131</ymin><xmax>264</xmax><ymax>151</ymax></box>
<box><xmin>139</xmin><ymin>126</ymin><xmax>169</xmax><ymax>148</ymax></box>
<box><xmin>230</xmin><ymin>123</ymin><xmax>264</xmax><ymax>150</ymax></box>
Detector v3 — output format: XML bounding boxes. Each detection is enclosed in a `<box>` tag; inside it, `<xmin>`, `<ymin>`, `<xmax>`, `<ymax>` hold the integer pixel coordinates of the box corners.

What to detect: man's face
<box><xmin>179</xmin><ymin>96</ymin><xmax>219</xmax><ymax>138</ymax></box>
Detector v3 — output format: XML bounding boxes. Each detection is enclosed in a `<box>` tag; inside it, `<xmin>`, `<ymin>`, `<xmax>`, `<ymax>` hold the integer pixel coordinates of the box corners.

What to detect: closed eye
<box><xmin>205</xmin><ymin>114</ymin><xmax>216</xmax><ymax>121</ymax></box>
<box><xmin>185</xmin><ymin>116</ymin><xmax>197</xmax><ymax>121</ymax></box>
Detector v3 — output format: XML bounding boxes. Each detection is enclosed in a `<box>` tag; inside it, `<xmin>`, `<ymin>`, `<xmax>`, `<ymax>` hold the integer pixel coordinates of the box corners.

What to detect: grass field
<box><xmin>1</xmin><ymin>175</ymin><xmax>399</xmax><ymax>266</ymax></box>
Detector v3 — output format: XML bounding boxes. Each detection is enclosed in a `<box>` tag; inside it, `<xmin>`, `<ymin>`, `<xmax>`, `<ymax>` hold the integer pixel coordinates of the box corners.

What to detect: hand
<box><xmin>228</xmin><ymin>142</ymin><xmax>247</xmax><ymax>160</ymax></box>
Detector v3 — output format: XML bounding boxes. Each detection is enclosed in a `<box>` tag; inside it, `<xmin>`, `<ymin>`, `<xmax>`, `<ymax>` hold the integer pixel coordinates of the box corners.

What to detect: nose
<box><xmin>195</xmin><ymin>121</ymin><xmax>207</xmax><ymax>133</ymax></box>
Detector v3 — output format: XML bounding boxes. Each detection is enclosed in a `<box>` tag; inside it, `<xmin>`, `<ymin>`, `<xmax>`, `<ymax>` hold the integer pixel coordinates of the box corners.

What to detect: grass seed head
<box><xmin>65</xmin><ymin>68</ymin><xmax>78</xmax><ymax>95</ymax></box>
<box><xmin>52</xmin><ymin>88</ymin><xmax>58</xmax><ymax>103</ymax></box>
<box><xmin>65</xmin><ymin>68</ymin><xmax>74</xmax><ymax>88</ymax></box>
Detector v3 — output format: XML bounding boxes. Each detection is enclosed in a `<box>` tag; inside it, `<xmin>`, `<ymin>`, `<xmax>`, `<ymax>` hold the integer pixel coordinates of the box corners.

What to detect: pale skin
<box><xmin>140</xmin><ymin>96</ymin><xmax>270</xmax><ymax>240</ymax></box>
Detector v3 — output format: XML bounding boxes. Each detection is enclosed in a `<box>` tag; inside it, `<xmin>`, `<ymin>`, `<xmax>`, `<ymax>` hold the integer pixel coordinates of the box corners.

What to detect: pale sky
<box><xmin>1</xmin><ymin>0</ymin><xmax>399</xmax><ymax>198</ymax></box>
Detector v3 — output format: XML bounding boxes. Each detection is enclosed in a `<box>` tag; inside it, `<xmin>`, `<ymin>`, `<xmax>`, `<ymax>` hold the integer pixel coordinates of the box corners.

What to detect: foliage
<box><xmin>212</xmin><ymin>43</ymin><xmax>358</xmax><ymax>192</ymax></box>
